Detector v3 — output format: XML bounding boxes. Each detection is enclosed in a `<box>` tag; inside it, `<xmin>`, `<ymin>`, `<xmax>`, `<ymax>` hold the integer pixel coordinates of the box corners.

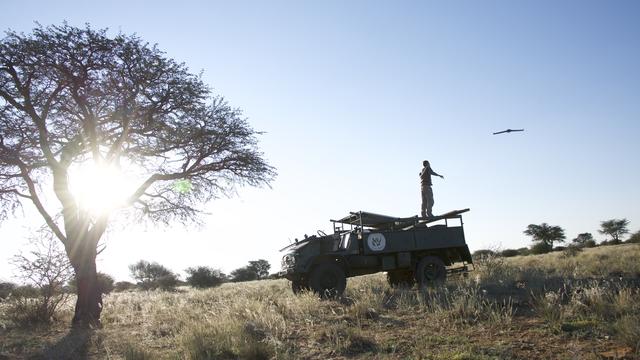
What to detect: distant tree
<box><xmin>516</xmin><ymin>247</ymin><xmax>531</xmax><ymax>256</ymax></box>
<box><xmin>9</xmin><ymin>231</ymin><xmax>73</xmax><ymax>323</ymax></box>
<box><xmin>185</xmin><ymin>266</ymin><xmax>226</xmax><ymax>288</ymax></box>
<box><xmin>0</xmin><ymin>24</ymin><xmax>275</xmax><ymax>327</ymax></box>
<box><xmin>572</xmin><ymin>233</ymin><xmax>596</xmax><ymax>248</ymax></box>
<box><xmin>229</xmin><ymin>259</ymin><xmax>272</xmax><ymax>282</ymax></box>
<box><xmin>524</xmin><ymin>223</ymin><xmax>565</xmax><ymax>254</ymax></box>
<box><xmin>599</xmin><ymin>219</ymin><xmax>630</xmax><ymax>245</ymax></box>
<box><xmin>129</xmin><ymin>260</ymin><xmax>178</xmax><ymax>290</ymax></box>
<box><xmin>627</xmin><ymin>230</ymin><xmax>640</xmax><ymax>244</ymax></box>
<box><xmin>230</xmin><ymin>266</ymin><xmax>258</xmax><ymax>282</ymax></box>
<box><xmin>114</xmin><ymin>281</ymin><xmax>136</xmax><ymax>292</ymax></box>
<box><xmin>248</xmin><ymin>260</ymin><xmax>271</xmax><ymax>280</ymax></box>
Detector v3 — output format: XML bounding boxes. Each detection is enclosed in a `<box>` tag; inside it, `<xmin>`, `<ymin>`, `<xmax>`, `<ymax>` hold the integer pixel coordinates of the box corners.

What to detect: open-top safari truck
<box><xmin>279</xmin><ymin>209</ymin><xmax>473</xmax><ymax>297</ymax></box>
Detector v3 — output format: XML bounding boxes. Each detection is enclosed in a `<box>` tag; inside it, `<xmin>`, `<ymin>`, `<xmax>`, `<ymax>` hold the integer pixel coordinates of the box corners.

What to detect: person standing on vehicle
<box><xmin>420</xmin><ymin>160</ymin><xmax>444</xmax><ymax>217</ymax></box>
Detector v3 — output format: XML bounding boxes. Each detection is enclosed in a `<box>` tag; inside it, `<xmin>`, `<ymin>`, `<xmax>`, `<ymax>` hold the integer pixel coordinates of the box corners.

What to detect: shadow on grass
<box><xmin>29</xmin><ymin>327</ymin><xmax>92</xmax><ymax>360</ymax></box>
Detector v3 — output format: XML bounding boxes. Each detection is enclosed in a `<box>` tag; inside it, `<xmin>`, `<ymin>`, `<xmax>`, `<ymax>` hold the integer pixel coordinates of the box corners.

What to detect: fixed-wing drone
<box><xmin>493</xmin><ymin>128</ymin><xmax>524</xmax><ymax>135</ymax></box>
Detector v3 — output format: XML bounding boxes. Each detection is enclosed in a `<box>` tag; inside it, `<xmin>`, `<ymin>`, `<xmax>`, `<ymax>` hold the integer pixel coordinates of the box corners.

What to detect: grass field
<box><xmin>1</xmin><ymin>244</ymin><xmax>639</xmax><ymax>359</ymax></box>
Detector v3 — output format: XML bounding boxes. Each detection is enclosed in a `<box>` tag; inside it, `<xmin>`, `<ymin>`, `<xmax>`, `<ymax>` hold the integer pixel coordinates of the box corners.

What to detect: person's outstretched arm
<box><xmin>430</xmin><ymin>169</ymin><xmax>444</xmax><ymax>179</ymax></box>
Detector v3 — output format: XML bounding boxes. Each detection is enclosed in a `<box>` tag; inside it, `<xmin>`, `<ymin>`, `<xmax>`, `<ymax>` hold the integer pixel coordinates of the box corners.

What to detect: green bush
<box><xmin>627</xmin><ymin>231</ymin><xmax>640</xmax><ymax>244</ymax></box>
<box><xmin>561</xmin><ymin>245</ymin><xmax>582</xmax><ymax>258</ymax></box>
<box><xmin>500</xmin><ymin>249</ymin><xmax>521</xmax><ymax>257</ymax></box>
<box><xmin>11</xmin><ymin>284</ymin><xmax>40</xmax><ymax>298</ymax></box>
<box><xmin>0</xmin><ymin>282</ymin><xmax>16</xmax><ymax>300</ymax></box>
<box><xmin>68</xmin><ymin>272</ymin><xmax>116</xmax><ymax>295</ymax></box>
<box><xmin>185</xmin><ymin>266</ymin><xmax>226</xmax><ymax>288</ymax></box>
<box><xmin>530</xmin><ymin>242</ymin><xmax>553</xmax><ymax>255</ymax></box>
<box><xmin>114</xmin><ymin>281</ymin><xmax>136</xmax><ymax>292</ymax></box>
<box><xmin>129</xmin><ymin>260</ymin><xmax>178</xmax><ymax>291</ymax></box>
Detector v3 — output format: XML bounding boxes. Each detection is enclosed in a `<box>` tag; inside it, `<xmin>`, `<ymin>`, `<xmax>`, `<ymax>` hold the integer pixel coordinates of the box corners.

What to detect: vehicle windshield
<box><xmin>339</xmin><ymin>232</ymin><xmax>352</xmax><ymax>250</ymax></box>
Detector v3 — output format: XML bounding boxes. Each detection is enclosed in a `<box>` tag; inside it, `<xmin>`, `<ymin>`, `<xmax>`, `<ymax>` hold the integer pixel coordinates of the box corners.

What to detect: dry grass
<box><xmin>1</xmin><ymin>243</ymin><xmax>639</xmax><ymax>359</ymax></box>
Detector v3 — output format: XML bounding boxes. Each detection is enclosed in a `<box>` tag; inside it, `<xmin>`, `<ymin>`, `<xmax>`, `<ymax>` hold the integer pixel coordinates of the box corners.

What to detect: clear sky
<box><xmin>1</xmin><ymin>0</ymin><xmax>639</xmax><ymax>282</ymax></box>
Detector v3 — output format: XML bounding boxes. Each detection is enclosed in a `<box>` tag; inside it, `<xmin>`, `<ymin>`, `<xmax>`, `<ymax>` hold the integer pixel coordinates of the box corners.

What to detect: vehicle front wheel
<box><xmin>415</xmin><ymin>256</ymin><xmax>446</xmax><ymax>287</ymax></box>
<box><xmin>309</xmin><ymin>262</ymin><xmax>346</xmax><ymax>299</ymax></box>
<box><xmin>291</xmin><ymin>278</ymin><xmax>309</xmax><ymax>294</ymax></box>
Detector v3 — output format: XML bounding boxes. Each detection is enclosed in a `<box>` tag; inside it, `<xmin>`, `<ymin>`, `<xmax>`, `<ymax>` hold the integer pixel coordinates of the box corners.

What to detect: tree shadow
<box><xmin>29</xmin><ymin>327</ymin><xmax>92</xmax><ymax>360</ymax></box>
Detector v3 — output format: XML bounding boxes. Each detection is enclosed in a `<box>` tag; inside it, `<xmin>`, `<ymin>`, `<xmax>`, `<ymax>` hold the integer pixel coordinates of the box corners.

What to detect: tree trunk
<box><xmin>69</xmin><ymin>241</ymin><xmax>102</xmax><ymax>328</ymax></box>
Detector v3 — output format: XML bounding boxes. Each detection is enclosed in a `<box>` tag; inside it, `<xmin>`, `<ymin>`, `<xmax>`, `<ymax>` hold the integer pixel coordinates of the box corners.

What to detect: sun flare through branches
<box><xmin>69</xmin><ymin>163</ymin><xmax>137</xmax><ymax>216</ymax></box>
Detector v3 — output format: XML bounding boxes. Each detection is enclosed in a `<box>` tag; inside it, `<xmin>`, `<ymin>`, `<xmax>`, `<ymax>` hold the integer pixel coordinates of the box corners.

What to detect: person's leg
<box><xmin>421</xmin><ymin>186</ymin><xmax>428</xmax><ymax>217</ymax></box>
<box><xmin>426</xmin><ymin>186</ymin><xmax>434</xmax><ymax>217</ymax></box>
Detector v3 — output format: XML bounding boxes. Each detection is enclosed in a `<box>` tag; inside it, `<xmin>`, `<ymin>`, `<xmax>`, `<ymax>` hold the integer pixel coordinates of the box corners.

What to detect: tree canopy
<box><xmin>524</xmin><ymin>223</ymin><xmax>566</xmax><ymax>247</ymax></box>
<box><xmin>599</xmin><ymin>219</ymin><xmax>630</xmax><ymax>244</ymax></box>
<box><xmin>0</xmin><ymin>24</ymin><xmax>275</xmax><ymax>327</ymax></box>
<box><xmin>230</xmin><ymin>259</ymin><xmax>271</xmax><ymax>282</ymax></box>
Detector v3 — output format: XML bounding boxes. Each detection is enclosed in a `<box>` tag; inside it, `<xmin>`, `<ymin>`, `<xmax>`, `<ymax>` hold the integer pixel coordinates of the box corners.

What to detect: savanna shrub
<box><xmin>561</xmin><ymin>245</ymin><xmax>582</xmax><ymax>258</ymax></box>
<box><xmin>185</xmin><ymin>266</ymin><xmax>226</xmax><ymax>288</ymax></box>
<box><xmin>114</xmin><ymin>281</ymin><xmax>136</xmax><ymax>292</ymax></box>
<box><xmin>500</xmin><ymin>249</ymin><xmax>521</xmax><ymax>257</ymax></box>
<box><xmin>68</xmin><ymin>272</ymin><xmax>115</xmax><ymax>295</ymax></box>
<box><xmin>530</xmin><ymin>242</ymin><xmax>553</xmax><ymax>254</ymax></box>
<box><xmin>0</xmin><ymin>282</ymin><xmax>16</xmax><ymax>300</ymax></box>
<box><xmin>129</xmin><ymin>260</ymin><xmax>178</xmax><ymax>291</ymax></box>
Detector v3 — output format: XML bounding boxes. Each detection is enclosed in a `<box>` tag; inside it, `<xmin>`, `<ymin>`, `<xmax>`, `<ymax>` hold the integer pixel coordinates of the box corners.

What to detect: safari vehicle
<box><xmin>279</xmin><ymin>209</ymin><xmax>473</xmax><ymax>297</ymax></box>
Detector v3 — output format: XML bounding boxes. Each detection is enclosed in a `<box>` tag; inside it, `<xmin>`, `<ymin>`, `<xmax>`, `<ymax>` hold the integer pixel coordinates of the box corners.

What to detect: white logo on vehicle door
<box><xmin>367</xmin><ymin>233</ymin><xmax>386</xmax><ymax>251</ymax></box>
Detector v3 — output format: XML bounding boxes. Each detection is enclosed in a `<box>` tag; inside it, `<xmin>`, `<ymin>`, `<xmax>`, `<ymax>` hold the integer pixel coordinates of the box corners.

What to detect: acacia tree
<box><xmin>572</xmin><ymin>232</ymin><xmax>596</xmax><ymax>248</ymax></box>
<box><xmin>0</xmin><ymin>24</ymin><xmax>275</xmax><ymax>327</ymax></box>
<box><xmin>524</xmin><ymin>223</ymin><xmax>566</xmax><ymax>252</ymax></box>
<box><xmin>599</xmin><ymin>218</ymin><xmax>630</xmax><ymax>245</ymax></box>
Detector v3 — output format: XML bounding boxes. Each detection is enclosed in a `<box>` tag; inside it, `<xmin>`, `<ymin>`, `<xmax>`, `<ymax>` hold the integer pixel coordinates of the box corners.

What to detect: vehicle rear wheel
<box><xmin>387</xmin><ymin>270</ymin><xmax>416</xmax><ymax>288</ymax></box>
<box><xmin>415</xmin><ymin>256</ymin><xmax>446</xmax><ymax>287</ymax></box>
<box><xmin>309</xmin><ymin>262</ymin><xmax>346</xmax><ymax>299</ymax></box>
<box><xmin>291</xmin><ymin>278</ymin><xmax>309</xmax><ymax>294</ymax></box>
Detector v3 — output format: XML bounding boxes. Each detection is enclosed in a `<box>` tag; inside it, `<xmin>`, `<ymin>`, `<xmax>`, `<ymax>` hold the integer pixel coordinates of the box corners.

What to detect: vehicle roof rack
<box><xmin>331</xmin><ymin>208</ymin><xmax>470</xmax><ymax>231</ymax></box>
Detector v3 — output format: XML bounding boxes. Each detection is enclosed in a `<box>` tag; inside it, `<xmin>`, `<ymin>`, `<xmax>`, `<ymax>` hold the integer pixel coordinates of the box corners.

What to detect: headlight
<box><xmin>281</xmin><ymin>254</ymin><xmax>296</xmax><ymax>268</ymax></box>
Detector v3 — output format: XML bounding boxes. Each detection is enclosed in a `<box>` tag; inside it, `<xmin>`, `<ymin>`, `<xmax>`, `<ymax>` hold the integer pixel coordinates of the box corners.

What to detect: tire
<box><xmin>386</xmin><ymin>270</ymin><xmax>416</xmax><ymax>288</ymax></box>
<box><xmin>309</xmin><ymin>262</ymin><xmax>346</xmax><ymax>299</ymax></box>
<box><xmin>415</xmin><ymin>256</ymin><xmax>446</xmax><ymax>287</ymax></box>
<box><xmin>291</xmin><ymin>278</ymin><xmax>309</xmax><ymax>294</ymax></box>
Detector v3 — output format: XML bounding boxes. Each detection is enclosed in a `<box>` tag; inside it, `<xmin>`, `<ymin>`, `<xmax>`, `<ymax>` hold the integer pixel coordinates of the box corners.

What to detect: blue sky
<box><xmin>1</xmin><ymin>1</ymin><xmax>639</xmax><ymax>281</ymax></box>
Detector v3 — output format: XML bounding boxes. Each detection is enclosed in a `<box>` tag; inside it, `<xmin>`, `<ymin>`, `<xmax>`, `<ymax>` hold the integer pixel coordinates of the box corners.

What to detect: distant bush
<box><xmin>500</xmin><ymin>249</ymin><xmax>521</xmax><ymax>257</ymax></box>
<box><xmin>516</xmin><ymin>247</ymin><xmax>531</xmax><ymax>256</ymax></box>
<box><xmin>561</xmin><ymin>245</ymin><xmax>582</xmax><ymax>258</ymax></box>
<box><xmin>97</xmin><ymin>273</ymin><xmax>116</xmax><ymax>294</ymax></box>
<box><xmin>129</xmin><ymin>260</ymin><xmax>179</xmax><ymax>291</ymax></box>
<box><xmin>10</xmin><ymin>284</ymin><xmax>39</xmax><ymax>298</ymax></box>
<box><xmin>472</xmin><ymin>249</ymin><xmax>495</xmax><ymax>260</ymax></box>
<box><xmin>572</xmin><ymin>233</ymin><xmax>596</xmax><ymax>248</ymax></box>
<box><xmin>114</xmin><ymin>281</ymin><xmax>136</xmax><ymax>292</ymax></box>
<box><xmin>230</xmin><ymin>267</ymin><xmax>258</xmax><ymax>282</ymax></box>
<box><xmin>552</xmin><ymin>246</ymin><xmax>567</xmax><ymax>252</ymax></box>
<box><xmin>68</xmin><ymin>272</ymin><xmax>115</xmax><ymax>295</ymax></box>
<box><xmin>530</xmin><ymin>242</ymin><xmax>553</xmax><ymax>255</ymax></box>
<box><xmin>0</xmin><ymin>282</ymin><xmax>16</xmax><ymax>300</ymax></box>
<box><xmin>230</xmin><ymin>260</ymin><xmax>272</xmax><ymax>282</ymax></box>
<box><xmin>185</xmin><ymin>266</ymin><xmax>226</xmax><ymax>289</ymax></box>
<box><xmin>626</xmin><ymin>231</ymin><xmax>640</xmax><ymax>244</ymax></box>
